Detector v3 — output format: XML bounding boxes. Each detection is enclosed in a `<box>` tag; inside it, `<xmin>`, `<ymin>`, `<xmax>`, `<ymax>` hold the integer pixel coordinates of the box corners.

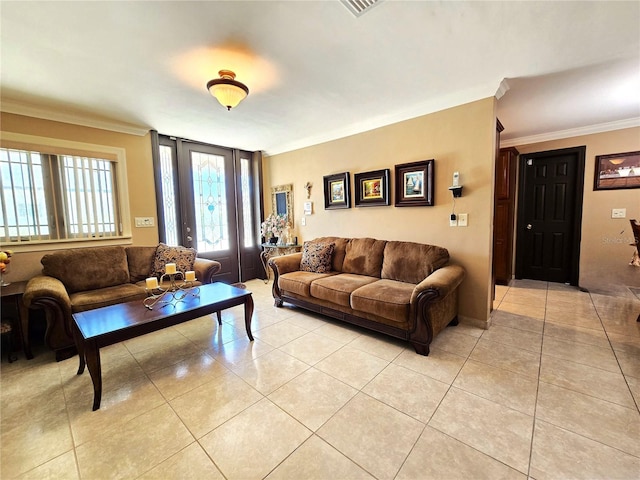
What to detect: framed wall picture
<box><xmin>323</xmin><ymin>172</ymin><xmax>351</xmax><ymax>209</ymax></box>
<box><xmin>594</xmin><ymin>151</ymin><xmax>640</xmax><ymax>190</ymax></box>
<box><xmin>394</xmin><ymin>159</ymin><xmax>434</xmax><ymax>206</ymax></box>
<box><xmin>354</xmin><ymin>169</ymin><xmax>390</xmax><ymax>207</ymax></box>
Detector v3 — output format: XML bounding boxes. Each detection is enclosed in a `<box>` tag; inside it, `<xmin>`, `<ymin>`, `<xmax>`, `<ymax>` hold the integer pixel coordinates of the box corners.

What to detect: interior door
<box><xmin>179</xmin><ymin>141</ymin><xmax>240</xmax><ymax>284</ymax></box>
<box><xmin>515</xmin><ymin>147</ymin><xmax>585</xmax><ymax>285</ymax></box>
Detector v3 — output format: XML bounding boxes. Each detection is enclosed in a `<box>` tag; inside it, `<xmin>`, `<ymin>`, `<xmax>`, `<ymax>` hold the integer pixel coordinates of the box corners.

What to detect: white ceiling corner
<box><xmin>0</xmin><ymin>1</ymin><xmax>638</xmax><ymax>154</ymax></box>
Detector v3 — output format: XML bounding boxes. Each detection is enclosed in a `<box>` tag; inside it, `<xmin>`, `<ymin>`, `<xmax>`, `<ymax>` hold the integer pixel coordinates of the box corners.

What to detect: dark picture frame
<box><xmin>354</xmin><ymin>169</ymin><xmax>390</xmax><ymax>207</ymax></box>
<box><xmin>323</xmin><ymin>172</ymin><xmax>351</xmax><ymax>209</ymax></box>
<box><xmin>394</xmin><ymin>159</ymin><xmax>435</xmax><ymax>206</ymax></box>
<box><xmin>594</xmin><ymin>151</ymin><xmax>640</xmax><ymax>191</ymax></box>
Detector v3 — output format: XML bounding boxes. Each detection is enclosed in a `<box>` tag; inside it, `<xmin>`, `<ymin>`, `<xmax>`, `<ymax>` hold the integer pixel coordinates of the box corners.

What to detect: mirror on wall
<box><xmin>272</xmin><ymin>184</ymin><xmax>293</xmax><ymax>227</ymax></box>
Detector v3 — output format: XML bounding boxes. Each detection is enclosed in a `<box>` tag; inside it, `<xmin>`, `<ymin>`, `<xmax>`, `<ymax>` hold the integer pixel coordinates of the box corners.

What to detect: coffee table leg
<box><xmin>244</xmin><ymin>294</ymin><xmax>254</xmax><ymax>341</ymax></box>
<box><xmin>84</xmin><ymin>340</ymin><xmax>103</xmax><ymax>411</ymax></box>
<box><xmin>72</xmin><ymin>325</ymin><xmax>86</xmax><ymax>375</ymax></box>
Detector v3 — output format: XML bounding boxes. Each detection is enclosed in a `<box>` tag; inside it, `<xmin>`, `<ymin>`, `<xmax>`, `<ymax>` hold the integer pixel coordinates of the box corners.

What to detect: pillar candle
<box><xmin>185</xmin><ymin>270</ymin><xmax>196</xmax><ymax>282</ymax></box>
<box><xmin>165</xmin><ymin>263</ymin><xmax>177</xmax><ymax>274</ymax></box>
<box><xmin>145</xmin><ymin>277</ymin><xmax>159</xmax><ymax>289</ymax></box>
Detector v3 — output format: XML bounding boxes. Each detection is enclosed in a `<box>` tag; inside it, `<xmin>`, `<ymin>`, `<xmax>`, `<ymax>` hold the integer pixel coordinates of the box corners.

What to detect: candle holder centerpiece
<box><xmin>143</xmin><ymin>263</ymin><xmax>199</xmax><ymax>310</ymax></box>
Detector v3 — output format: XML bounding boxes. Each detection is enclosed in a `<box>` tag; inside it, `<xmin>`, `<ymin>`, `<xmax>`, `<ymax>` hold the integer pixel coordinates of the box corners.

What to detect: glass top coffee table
<box><xmin>72</xmin><ymin>282</ymin><xmax>253</xmax><ymax>410</ymax></box>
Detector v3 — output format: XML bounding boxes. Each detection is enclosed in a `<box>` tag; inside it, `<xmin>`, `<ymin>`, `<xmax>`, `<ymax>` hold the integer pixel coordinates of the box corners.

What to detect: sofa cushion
<box><xmin>350</xmin><ymin>279</ymin><xmax>415</xmax><ymax>324</ymax></box>
<box><xmin>279</xmin><ymin>271</ymin><xmax>337</xmax><ymax>297</ymax></box>
<box><xmin>41</xmin><ymin>246</ymin><xmax>130</xmax><ymax>294</ymax></box>
<box><xmin>310</xmin><ymin>237</ymin><xmax>350</xmax><ymax>272</ymax></box>
<box><xmin>300</xmin><ymin>241</ymin><xmax>335</xmax><ymax>273</ymax></box>
<box><xmin>152</xmin><ymin>243</ymin><xmax>196</xmax><ymax>276</ymax></box>
<box><xmin>126</xmin><ymin>246</ymin><xmax>157</xmax><ymax>282</ymax></box>
<box><xmin>381</xmin><ymin>241</ymin><xmax>449</xmax><ymax>284</ymax></box>
<box><xmin>310</xmin><ymin>273</ymin><xmax>379</xmax><ymax>307</ymax></box>
<box><xmin>342</xmin><ymin>238</ymin><xmax>386</xmax><ymax>277</ymax></box>
<box><xmin>70</xmin><ymin>284</ymin><xmax>147</xmax><ymax>312</ymax></box>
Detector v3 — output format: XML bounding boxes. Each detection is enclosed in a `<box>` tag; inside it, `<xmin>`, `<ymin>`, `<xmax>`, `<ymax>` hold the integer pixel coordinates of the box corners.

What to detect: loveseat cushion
<box><xmin>152</xmin><ymin>243</ymin><xmax>197</xmax><ymax>276</ymax></box>
<box><xmin>41</xmin><ymin>246</ymin><xmax>130</xmax><ymax>294</ymax></box>
<box><xmin>300</xmin><ymin>241</ymin><xmax>335</xmax><ymax>273</ymax></box>
<box><xmin>342</xmin><ymin>238</ymin><xmax>387</xmax><ymax>277</ymax></box>
<box><xmin>279</xmin><ymin>271</ymin><xmax>337</xmax><ymax>297</ymax></box>
<box><xmin>126</xmin><ymin>246</ymin><xmax>157</xmax><ymax>282</ymax></box>
<box><xmin>70</xmin><ymin>284</ymin><xmax>147</xmax><ymax>313</ymax></box>
<box><xmin>381</xmin><ymin>241</ymin><xmax>449</xmax><ymax>284</ymax></box>
<box><xmin>310</xmin><ymin>273</ymin><xmax>379</xmax><ymax>307</ymax></box>
<box><xmin>309</xmin><ymin>237</ymin><xmax>350</xmax><ymax>272</ymax></box>
<box><xmin>350</xmin><ymin>279</ymin><xmax>415</xmax><ymax>324</ymax></box>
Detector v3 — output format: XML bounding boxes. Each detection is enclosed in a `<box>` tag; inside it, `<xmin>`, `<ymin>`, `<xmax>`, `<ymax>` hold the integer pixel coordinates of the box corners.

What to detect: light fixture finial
<box><xmin>207</xmin><ymin>69</ymin><xmax>249</xmax><ymax>111</ymax></box>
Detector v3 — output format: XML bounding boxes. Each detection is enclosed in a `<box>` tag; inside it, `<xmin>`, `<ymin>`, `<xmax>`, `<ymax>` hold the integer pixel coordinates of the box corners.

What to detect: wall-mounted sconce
<box><xmin>304</xmin><ymin>181</ymin><xmax>312</xmax><ymax>199</ymax></box>
<box><xmin>448</xmin><ymin>171</ymin><xmax>463</xmax><ymax>198</ymax></box>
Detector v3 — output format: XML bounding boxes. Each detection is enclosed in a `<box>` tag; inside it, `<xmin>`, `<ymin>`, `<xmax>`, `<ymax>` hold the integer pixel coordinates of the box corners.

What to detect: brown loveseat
<box><xmin>269</xmin><ymin>237</ymin><xmax>465</xmax><ymax>355</ymax></box>
<box><xmin>23</xmin><ymin>245</ymin><xmax>221</xmax><ymax>360</ymax></box>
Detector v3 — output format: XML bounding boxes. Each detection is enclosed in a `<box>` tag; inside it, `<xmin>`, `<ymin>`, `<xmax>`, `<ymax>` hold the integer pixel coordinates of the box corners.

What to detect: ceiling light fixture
<box><xmin>207</xmin><ymin>70</ymin><xmax>249</xmax><ymax>111</ymax></box>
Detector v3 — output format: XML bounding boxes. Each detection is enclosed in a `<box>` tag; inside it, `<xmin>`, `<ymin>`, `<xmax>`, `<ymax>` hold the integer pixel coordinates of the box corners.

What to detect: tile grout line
<box><xmin>588</xmin><ymin>291</ymin><xmax>640</xmax><ymax>414</ymax></box>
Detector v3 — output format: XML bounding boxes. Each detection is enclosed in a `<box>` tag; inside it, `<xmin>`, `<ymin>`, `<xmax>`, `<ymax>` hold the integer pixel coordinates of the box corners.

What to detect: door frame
<box><xmin>515</xmin><ymin>146</ymin><xmax>586</xmax><ymax>286</ymax></box>
<box><xmin>150</xmin><ymin>131</ymin><xmax>263</xmax><ymax>283</ymax></box>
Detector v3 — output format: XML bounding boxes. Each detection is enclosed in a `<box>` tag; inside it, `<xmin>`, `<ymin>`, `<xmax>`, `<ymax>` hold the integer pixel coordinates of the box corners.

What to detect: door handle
<box><xmin>526</xmin><ymin>224</ymin><xmax>533</xmax><ymax>230</ymax></box>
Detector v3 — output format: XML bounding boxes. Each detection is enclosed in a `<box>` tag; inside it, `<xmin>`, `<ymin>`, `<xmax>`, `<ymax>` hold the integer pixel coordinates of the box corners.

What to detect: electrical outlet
<box><xmin>449</xmin><ymin>214</ymin><xmax>457</xmax><ymax>227</ymax></box>
<box><xmin>134</xmin><ymin>217</ymin><xmax>155</xmax><ymax>227</ymax></box>
<box><xmin>301</xmin><ymin>216</ymin><xmax>306</xmax><ymax>226</ymax></box>
<box><xmin>611</xmin><ymin>208</ymin><xmax>626</xmax><ymax>219</ymax></box>
<box><xmin>458</xmin><ymin>213</ymin><xmax>468</xmax><ymax>227</ymax></box>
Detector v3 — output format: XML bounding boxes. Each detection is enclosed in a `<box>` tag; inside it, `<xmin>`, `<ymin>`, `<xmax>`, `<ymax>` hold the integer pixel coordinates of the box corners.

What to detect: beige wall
<box><xmin>515</xmin><ymin>127</ymin><xmax>640</xmax><ymax>293</ymax></box>
<box><xmin>265</xmin><ymin>98</ymin><xmax>498</xmax><ymax>325</ymax></box>
<box><xmin>1</xmin><ymin>112</ymin><xmax>158</xmax><ymax>282</ymax></box>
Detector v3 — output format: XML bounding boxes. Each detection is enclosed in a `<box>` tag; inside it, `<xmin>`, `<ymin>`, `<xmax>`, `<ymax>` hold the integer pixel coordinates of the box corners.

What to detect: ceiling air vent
<box><xmin>340</xmin><ymin>0</ymin><xmax>383</xmax><ymax>17</ymax></box>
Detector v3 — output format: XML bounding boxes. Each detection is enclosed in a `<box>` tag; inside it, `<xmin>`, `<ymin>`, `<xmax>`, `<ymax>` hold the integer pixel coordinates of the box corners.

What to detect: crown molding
<box><xmin>495</xmin><ymin>78</ymin><xmax>510</xmax><ymax>100</ymax></box>
<box><xmin>501</xmin><ymin>117</ymin><xmax>640</xmax><ymax>148</ymax></box>
<box><xmin>267</xmin><ymin>82</ymin><xmax>498</xmax><ymax>156</ymax></box>
<box><xmin>0</xmin><ymin>100</ymin><xmax>150</xmax><ymax>136</ymax></box>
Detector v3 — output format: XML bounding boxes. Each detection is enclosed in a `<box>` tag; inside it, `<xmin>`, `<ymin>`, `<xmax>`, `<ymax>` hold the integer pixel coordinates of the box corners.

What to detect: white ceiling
<box><xmin>1</xmin><ymin>1</ymin><xmax>639</xmax><ymax>155</ymax></box>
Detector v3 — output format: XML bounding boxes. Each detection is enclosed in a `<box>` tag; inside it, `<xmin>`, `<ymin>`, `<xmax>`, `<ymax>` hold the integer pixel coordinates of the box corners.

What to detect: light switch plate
<box><xmin>134</xmin><ymin>217</ymin><xmax>155</xmax><ymax>227</ymax></box>
<box><xmin>611</xmin><ymin>208</ymin><xmax>626</xmax><ymax>219</ymax></box>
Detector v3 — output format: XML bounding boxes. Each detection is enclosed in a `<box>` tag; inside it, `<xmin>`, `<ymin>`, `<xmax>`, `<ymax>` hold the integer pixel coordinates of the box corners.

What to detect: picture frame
<box><xmin>394</xmin><ymin>159</ymin><xmax>435</xmax><ymax>206</ymax></box>
<box><xmin>323</xmin><ymin>172</ymin><xmax>351</xmax><ymax>209</ymax></box>
<box><xmin>354</xmin><ymin>169</ymin><xmax>390</xmax><ymax>207</ymax></box>
<box><xmin>594</xmin><ymin>151</ymin><xmax>640</xmax><ymax>191</ymax></box>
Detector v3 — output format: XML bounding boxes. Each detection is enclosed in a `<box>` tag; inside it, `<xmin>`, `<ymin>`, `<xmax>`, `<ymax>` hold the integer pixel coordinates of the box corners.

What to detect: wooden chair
<box><xmin>630</xmin><ymin>219</ymin><xmax>640</xmax><ymax>322</ymax></box>
<box><xmin>631</xmin><ymin>219</ymin><xmax>640</xmax><ymax>256</ymax></box>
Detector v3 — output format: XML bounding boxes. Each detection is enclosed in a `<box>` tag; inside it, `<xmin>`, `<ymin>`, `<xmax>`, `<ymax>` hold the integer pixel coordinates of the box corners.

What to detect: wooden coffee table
<box><xmin>72</xmin><ymin>282</ymin><xmax>253</xmax><ymax>410</ymax></box>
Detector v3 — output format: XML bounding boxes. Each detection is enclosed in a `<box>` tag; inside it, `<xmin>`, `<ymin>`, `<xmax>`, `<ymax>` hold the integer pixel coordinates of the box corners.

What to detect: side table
<box><xmin>0</xmin><ymin>281</ymin><xmax>31</xmax><ymax>361</ymax></box>
<box><xmin>260</xmin><ymin>243</ymin><xmax>302</xmax><ymax>283</ymax></box>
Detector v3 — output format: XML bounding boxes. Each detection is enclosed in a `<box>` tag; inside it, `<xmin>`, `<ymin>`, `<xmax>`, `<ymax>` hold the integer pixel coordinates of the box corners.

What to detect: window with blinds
<box><xmin>0</xmin><ymin>147</ymin><xmax>122</xmax><ymax>244</ymax></box>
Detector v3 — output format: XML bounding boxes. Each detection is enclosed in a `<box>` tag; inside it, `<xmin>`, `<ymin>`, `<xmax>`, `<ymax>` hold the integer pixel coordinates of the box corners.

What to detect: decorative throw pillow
<box><xmin>152</xmin><ymin>243</ymin><xmax>197</xmax><ymax>276</ymax></box>
<box><xmin>300</xmin><ymin>241</ymin><xmax>335</xmax><ymax>273</ymax></box>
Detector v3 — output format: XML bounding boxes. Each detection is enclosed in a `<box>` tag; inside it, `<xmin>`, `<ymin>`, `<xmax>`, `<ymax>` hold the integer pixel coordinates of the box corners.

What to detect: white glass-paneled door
<box><xmin>152</xmin><ymin>132</ymin><xmax>262</xmax><ymax>284</ymax></box>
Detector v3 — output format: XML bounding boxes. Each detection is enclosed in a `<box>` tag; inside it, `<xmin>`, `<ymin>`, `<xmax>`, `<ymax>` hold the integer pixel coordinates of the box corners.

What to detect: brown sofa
<box><xmin>23</xmin><ymin>245</ymin><xmax>221</xmax><ymax>360</ymax></box>
<box><xmin>269</xmin><ymin>237</ymin><xmax>465</xmax><ymax>355</ymax></box>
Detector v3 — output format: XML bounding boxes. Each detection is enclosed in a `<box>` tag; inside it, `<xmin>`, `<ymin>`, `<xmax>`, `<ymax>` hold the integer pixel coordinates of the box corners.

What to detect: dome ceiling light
<box><xmin>206</xmin><ymin>70</ymin><xmax>249</xmax><ymax>111</ymax></box>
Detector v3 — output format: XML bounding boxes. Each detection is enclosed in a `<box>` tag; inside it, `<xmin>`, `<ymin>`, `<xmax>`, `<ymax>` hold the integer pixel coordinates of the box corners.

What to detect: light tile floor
<box><xmin>1</xmin><ymin>279</ymin><xmax>639</xmax><ymax>479</ymax></box>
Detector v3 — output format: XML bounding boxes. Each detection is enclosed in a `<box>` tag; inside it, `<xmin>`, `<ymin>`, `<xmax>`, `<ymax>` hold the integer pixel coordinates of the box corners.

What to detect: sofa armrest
<box><xmin>23</xmin><ymin>275</ymin><xmax>72</xmax><ymax>312</ymax></box>
<box><xmin>410</xmin><ymin>264</ymin><xmax>466</xmax><ymax>304</ymax></box>
<box><xmin>194</xmin><ymin>258</ymin><xmax>221</xmax><ymax>284</ymax></box>
<box><xmin>23</xmin><ymin>275</ymin><xmax>76</xmax><ymax>350</ymax></box>
<box><xmin>269</xmin><ymin>252</ymin><xmax>303</xmax><ymax>275</ymax></box>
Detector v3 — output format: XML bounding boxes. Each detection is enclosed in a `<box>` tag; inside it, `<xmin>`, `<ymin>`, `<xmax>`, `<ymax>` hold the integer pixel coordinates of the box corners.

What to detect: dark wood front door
<box><xmin>179</xmin><ymin>142</ymin><xmax>240</xmax><ymax>284</ymax></box>
<box><xmin>515</xmin><ymin>147</ymin><xmax>585</xmax><ymax>285</ymax></box>
<box><xmin>152</xmin><ymin>133</ymin><xmax>263</xmax><ymax>285</ymax></box>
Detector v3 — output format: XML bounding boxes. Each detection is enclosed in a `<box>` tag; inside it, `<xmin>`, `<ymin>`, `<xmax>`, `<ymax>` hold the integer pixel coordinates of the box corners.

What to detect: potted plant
<box><xmin>260</xmin><ymin>214</ymin><xmax>287</xmax><ymax>244</ymax></box>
